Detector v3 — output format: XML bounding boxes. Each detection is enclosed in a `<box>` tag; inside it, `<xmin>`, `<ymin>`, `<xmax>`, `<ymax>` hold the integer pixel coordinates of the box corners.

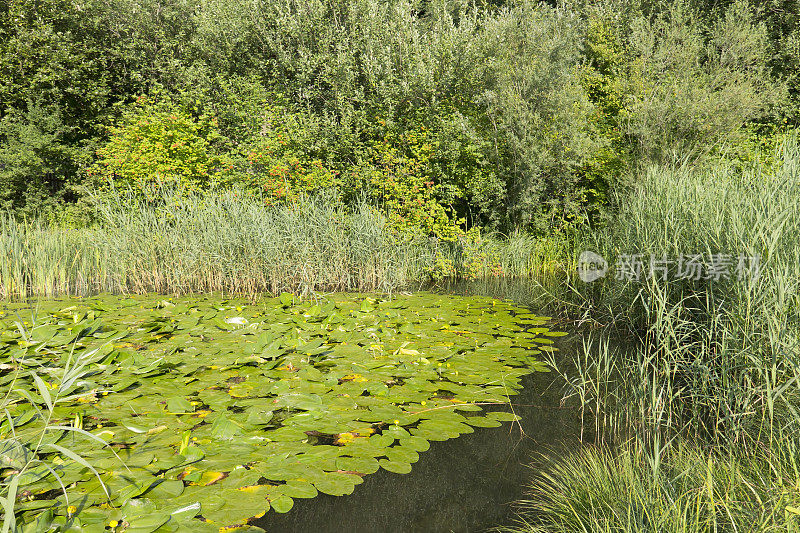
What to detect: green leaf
<box><xmin>312</xmin><ymin>472</ymin><xmax>359</xmax><ymax>496</ymax></box>
<box><xmin>269</xmin><ymin>494</ymin><xmax>294</xmax><ymax>513</ymax></box>
<box><xmin>146</xmin><ymin>479</ymin><xmax>185</xmax><ymax>499</ymax></box>
<box><xmin>245</xmin><ymin>410</ymin><xmax>274</xmax><ymax>425</ymax></box>
<box><xmin>30</xmin><ymin>371</ymin><xmax>53</xmax><ymax>410</ymax></box>
<box><xmin>170</xmin><ymin>502</ymin><xmax>201</xmax><ymax>521</ymax></box>
<box><xmin>398</xmin><ymin>436</ymin><xmax>430</xmax><ymax>452</ymax></box>
<box><xmin>277</xmin><ymin>479</ymin><xmax>317</xmax><ymax>499</ymax></box>
<box><xmin>463</xmin><ymin>416</ymin><xmax>503</xmax><ymax>428</ymax></box>
<box><xmin>42</xmin><ymin>443</ymin><xmax>109</xmax><ymax>499</ymax></box>
<box><xmin>378</xmin><ymin>459</ymin><xmax>412</xmax><ymax>474</ymax></box>
<box><xmin>385</xmin><ymin>446</ymin><xmax>419</xmax><ymax>464</ymax></box>
<box><xmin>123</xmin><ymin>512</ymin><xmax>171</xmax><ymax>532</ymax></box>
<box><xmin>486</xmin><ymin>411</ymin><xmax>521</xmax><ymax>422</ymax></box>
<box><xmin>167</xmin><ymin>396</ymin><xmax>194</xmax><ymax>414</ymax></box>
<box><xmin>210</xmin><ymin>414</ymin><xmax>242</xmax><ymax>440</ymax></box>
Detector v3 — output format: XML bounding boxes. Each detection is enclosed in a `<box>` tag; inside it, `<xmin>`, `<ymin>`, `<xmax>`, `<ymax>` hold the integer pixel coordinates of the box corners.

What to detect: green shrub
<box><xmin>577</xmin><ymin>13</ymin><xmax>635</xmax><ymax>217</ymax></box>
<box><xmin>456</xmin><ymin>229</ymin><xmax>505</xmax><ymax>280</ymax></box>
<box><xmin>2</xmin><ymin>0</ymin><xmax>796</xmax><ymax>228</ymax></box>
<box><xmin>425</xmin><ymin>109</ymin><xmax>506</xmax><ymax>230</ymax></box>
<box><xmin>235</xmin><ymin>102</ymin><xmax>336</xmax><ymax>205</ymax></box>
<box><xmin>359</xmin><ymin>126</ymin><xmax>464</xmax><ymax>242</ymax></box>
<box><xmin>625</xmin><ymin>0</ymin><xmax>784</xmax><ymax>164</ymax></box>
<box><xmin>476</xmin><ymin>1</ymin><xmax>604</xmax><ymax>230</ymax></box>
<box><xmin>0</xmin><ymin>101</ymin><xmax>79</xmax><ymax>216</ymax></box>
<box><xmin>90</xmin><ymin>98</ymin><xmax>232</xmax><ymax>195</ymax></box>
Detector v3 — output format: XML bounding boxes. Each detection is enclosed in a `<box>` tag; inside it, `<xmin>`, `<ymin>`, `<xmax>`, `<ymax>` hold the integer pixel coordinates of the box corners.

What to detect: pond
<box><xmin>260</xmin><ymin>343</ymin><xmax>581</xmax><ymax>533</ymax></box>
<box><xmin>1</xmin><ymin>284</ymin><xmax>582</xmax><ymax>532</ymax></box>
<box><xmin>255</xmin><ymin>280</ymin><xmax>584</xmax><ymax>533</ymax></box>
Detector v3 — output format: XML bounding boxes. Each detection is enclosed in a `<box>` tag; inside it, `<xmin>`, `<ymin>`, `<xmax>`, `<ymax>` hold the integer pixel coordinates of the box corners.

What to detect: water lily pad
<box><xmin>1</xmin><ymin>292</ymin><xmax>562</xmax><ymax>529</ymax></box>
<box><xmin>398</xmin><ymin>436</ymin><xmax>430</xmax><ymax>452</ymax></box>
<box><xmin>335</xmin><ymin>456</ymin><xmax>380</xmax><ymax>475</ymax></box>
<box><xmin>378</xmin><ymin>459</ymin><xmax>412</xmax><ymax>474</ymax></box>
<box><xmin>167</xmin><ymin>396</ymin><xmax>194</xmax><ymax>414</ymax></box>
<box><xmin>276</xmin><ymin>479</ymin><xmax>318</xmax><ymax>499</ymax></box>
<box><xmin>312</xmin><ymin>472</ymin><xmax>361</xmax><ymax>496</ymax></box>
<box><xmin>269</xmin><ymin>494</ymin><xmax>294</xmax><ymax>513</ymax></box>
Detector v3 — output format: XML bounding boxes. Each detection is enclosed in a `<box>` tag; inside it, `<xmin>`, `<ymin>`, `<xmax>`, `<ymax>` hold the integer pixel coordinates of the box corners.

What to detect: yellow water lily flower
<box><xmin>334</xmin><ymin>432</ymin><xmax>356</xmax><ymax>444</ymax></box>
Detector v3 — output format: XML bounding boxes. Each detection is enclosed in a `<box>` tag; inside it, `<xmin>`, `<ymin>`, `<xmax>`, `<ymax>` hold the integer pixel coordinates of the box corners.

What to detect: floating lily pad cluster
<box><xmin>0</xmin><ymin>293</ymin><xmax>562</xmax><ymax>532</ymax></box>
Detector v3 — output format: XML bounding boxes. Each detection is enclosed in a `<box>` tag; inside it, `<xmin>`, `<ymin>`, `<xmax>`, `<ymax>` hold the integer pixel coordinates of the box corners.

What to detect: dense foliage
<box><xmin>1</xmin><ymin>1</ymin><xmax>798</xmax><ymax>530</ymax></box>
<box><xmin>1</xmin><ymin>0</ymin><xmax>794</xmax><ymax>231</ymax></box>
<box><xmin>0</xmin><ymin>293</ymin><xmax>557</xmax><ymax>530</ymax></box>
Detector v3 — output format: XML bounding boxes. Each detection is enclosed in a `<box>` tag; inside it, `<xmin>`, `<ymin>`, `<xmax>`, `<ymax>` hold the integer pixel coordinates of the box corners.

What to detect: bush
<box><xmin>233</xmin><ymin>99</ymin><xmax>337</xmax><ymax>205</ymax></box>
<box><xmin>625</xmin><ymin>0</ymin><xmax>784</xmax><ymax>163</ymax></box>
<box><xmin>476</xmin><ymin>2</ymin><xmax>604</xmax><ymax>230</ymax></box>
<box><xmin>0</xmin><ymin>101</ymin><xmax>79</xmax><ymax>216</ymax></box>
<box><xmin>357</xmin><ymin>126</ymin><xmax>463</xmax><ymax>242</ymax></box>
<box><xmin>577</xmin><ymin>13</ymin><xmax>634</xmax><ymax>218</ymax></box>
<box><xmin>90</xmin><ymin>98</ymin><xmax>232</xmax><ymax>195</ymax></box>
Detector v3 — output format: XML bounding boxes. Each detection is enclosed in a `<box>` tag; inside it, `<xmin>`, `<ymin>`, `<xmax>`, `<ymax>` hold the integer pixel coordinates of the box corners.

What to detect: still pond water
<box><xmin>259</xmin><ymin>279</ymin><xmax>583</xmax><ymax>533</ymax></box>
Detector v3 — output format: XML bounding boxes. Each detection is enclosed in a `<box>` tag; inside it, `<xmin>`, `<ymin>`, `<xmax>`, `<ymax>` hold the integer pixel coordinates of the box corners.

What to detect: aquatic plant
<box><xmin>503</xmin><ymin>442</ymin><xmax>800</xmax><ymax>533</ymax></box>
<box><xmin>0</xmin><ymin>315</ymin><xmax>127</xmax><ymax>532</ymax></box>
<box><xmin>1</xmin><ymin>293</ymin><xmax>559</xmax><ymax>531</ymax></box>
<box><xmin>508</xmin><ymin>134</ymin><xmax>800</xmax><ymax>532</ymax></box>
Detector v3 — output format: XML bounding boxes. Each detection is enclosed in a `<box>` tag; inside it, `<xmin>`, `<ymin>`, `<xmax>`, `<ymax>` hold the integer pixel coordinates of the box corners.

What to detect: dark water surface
<box><xmin>256</xmin><ymin>279</ymin><xmax>584</xmax><ymax>533</ymax></box>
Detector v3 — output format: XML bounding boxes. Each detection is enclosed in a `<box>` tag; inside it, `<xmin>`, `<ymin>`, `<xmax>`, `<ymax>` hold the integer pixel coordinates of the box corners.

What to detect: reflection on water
<box><xmin>257</xmin><ymin>279</ymin><xmax>584</xmax><ymax>533</ymax></box>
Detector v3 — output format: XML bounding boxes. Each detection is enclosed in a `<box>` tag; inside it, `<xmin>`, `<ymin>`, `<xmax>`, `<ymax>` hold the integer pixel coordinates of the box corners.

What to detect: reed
<box><xmin>509</xmin><ymin>134</ymin><xmax>800</xmax><ymax>532</ymax></box>
<box><xmin>0</xmin><ymin>193</ymin><xmax>436</xmax><ymax>299</ymax></box>
<box><xmin>1</xmin><ymin>190</ymin><xmax>574</xmax><ymax>300</ymax></box>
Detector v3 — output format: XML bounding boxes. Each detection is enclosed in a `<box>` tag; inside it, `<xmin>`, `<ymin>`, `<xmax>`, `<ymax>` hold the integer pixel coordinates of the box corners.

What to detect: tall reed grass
<box><xmin>509</xmin><ymin>134</ymin><xmax>800</xmax><ymax>532</ymax></box>
<box><xmin>587</xmin><ymin>133</ymin><xmax>800</xmax><ymax>446</ymax></box>
<box><xmin>0</xmin><ymin>190</ymin><xmax>570</xmax><ymax>299</ymax></box>
<box><xmin>0</xmin><ymin>193</ymin><xmax>441</xmax><ymax>298</ymax></box>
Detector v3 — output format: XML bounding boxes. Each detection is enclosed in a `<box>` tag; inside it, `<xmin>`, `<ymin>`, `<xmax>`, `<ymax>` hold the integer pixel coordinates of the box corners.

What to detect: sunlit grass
<box><xmin>509</xmin><ymin>134</ymin><xmax>800</xmax><ymax>532</ymax></box>
<box><xmin>0</xmin><ymin>191</ymin><xmax>571</xmax><ymax>300</ymax></box>
<box><xmin>0</xmin><ymin>194</ymin><xmax>427</xmax><ymax>298</ymax></box>
<box><xmin>504</xmin><ymin>442</ymin><xmax>800</xmax><ymax>533</ymax></box>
